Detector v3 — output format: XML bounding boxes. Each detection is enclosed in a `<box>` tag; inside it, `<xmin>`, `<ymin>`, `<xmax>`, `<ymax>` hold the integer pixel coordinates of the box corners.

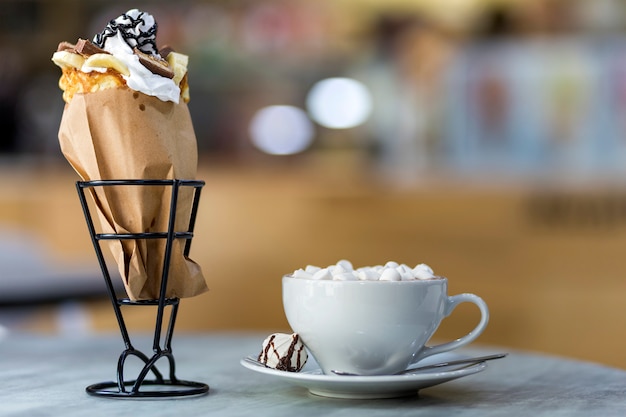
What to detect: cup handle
<box><xmin>411</xmin><ymin>293</ymin><xmax>489</xmax><ymax>364</ymax></box>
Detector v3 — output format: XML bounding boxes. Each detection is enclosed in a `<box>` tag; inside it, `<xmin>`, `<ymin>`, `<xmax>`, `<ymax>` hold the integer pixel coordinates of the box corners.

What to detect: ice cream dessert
<box><xmin>258</xmin><ymin>333</ymin><xmax>308</xmax><ymax>372</ymax></box>
<box><xmin>290</xmin><ymin>259</ymin><xmax>439</xmax><ymax>281</ymax></box>
<box><xmin>52</xmin><ymin>8</ymin><xmax>189</xmax><ymax>104</ymax></box>
<box><xmin>51</xmin><ymin>9</ymin><xmax>207</xmax><ymax>301</ymax></box>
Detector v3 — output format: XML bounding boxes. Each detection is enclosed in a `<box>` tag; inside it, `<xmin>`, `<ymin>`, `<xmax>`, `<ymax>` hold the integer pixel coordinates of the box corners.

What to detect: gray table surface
<box><xmin>1</xmin><ymin>331</ymin><xmax>625</xmax><ymax>417</ymax></box>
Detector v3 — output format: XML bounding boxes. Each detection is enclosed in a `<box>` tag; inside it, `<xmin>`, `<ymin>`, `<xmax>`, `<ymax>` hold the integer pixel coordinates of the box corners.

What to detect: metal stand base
<box><xmin>86</xmin><ymin>380</ymin><xmax>209</xmax><ymax>398</ymax></box>
<box><xmin>77</xmin><ymin>179</ymin><xmax>208</xmax><ymax>399</ymax></box>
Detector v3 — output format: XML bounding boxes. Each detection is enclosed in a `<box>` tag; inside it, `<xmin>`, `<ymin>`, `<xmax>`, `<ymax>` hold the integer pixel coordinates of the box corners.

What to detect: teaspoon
<box><xmin>331</xmin><ymin>353</ymin><xmax>508</xmax><ymax>376</ymax></box>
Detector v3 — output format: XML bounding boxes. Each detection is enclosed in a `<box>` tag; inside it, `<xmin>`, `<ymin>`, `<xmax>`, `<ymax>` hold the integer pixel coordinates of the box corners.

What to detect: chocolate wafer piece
<box><xmin>75</xmin><ymin>38</ymin><xmax>107</xmax><ymax>56</ymax></box>
<box><xmin>57</xmin><ymin>41</ymin><xmax>76</xmax><ymax>52</ymax></box>
<box><xmin>133</xmin><ymin>48</ymin><xmax>174</xmax><ymax>79</ymax></box>
<box><xmin>159</xmin><ymin>45</ymin><xmax>176</xmax><ymax>59</ymax></box>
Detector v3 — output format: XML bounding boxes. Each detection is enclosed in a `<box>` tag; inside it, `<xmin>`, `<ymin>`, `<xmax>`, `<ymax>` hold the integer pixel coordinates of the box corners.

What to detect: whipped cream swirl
<box><xmin>91</xmin><ymin>9</ymin><xmax>180</xmax><ymax>103</ymax></box>
<box><xmin>94</xmin><ymin>9</ymin><xmax>159</xmax><ymax>56</ymax></box>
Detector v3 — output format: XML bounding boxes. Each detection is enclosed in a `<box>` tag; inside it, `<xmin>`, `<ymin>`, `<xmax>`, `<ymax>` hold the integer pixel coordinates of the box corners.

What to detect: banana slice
<box><xmin>181</xmin><ymin>83</ymin><xmax>190</xmax><ymax>103</ymax></box>
<box><xmin>84</xmin><ymin>53</ymin><xmax>130</xmax><ymax>76</ymax></box>
<box><xmin>166</xmin><ymin>52</ymin><xmax>189</xmax><ymax>86</ymax></box>
<box><xmin>52</xmin><ymin>51</ymin><xmax>85</xmax><ymax>70</ymax></box>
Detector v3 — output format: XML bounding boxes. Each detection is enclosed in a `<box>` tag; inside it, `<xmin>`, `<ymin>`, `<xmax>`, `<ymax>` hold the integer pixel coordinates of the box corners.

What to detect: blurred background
<box><xmin>2</xmin><ymin>0</ymin><xmax>626</xmax><ymax>368</ymax></box>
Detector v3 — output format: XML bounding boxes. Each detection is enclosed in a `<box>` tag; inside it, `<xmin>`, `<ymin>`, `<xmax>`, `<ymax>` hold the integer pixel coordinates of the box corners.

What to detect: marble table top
<box><xmin>1</xmin><ymin>331</ymin><xmax>625</xmax><ymax>416</ymax></box>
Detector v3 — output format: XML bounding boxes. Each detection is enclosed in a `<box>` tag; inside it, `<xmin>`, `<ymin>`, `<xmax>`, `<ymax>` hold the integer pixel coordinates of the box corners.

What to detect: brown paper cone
<box><xmin>58</xmin><ymin>87</ymin><xmax>208</xmax><ymax>300</ymax></box>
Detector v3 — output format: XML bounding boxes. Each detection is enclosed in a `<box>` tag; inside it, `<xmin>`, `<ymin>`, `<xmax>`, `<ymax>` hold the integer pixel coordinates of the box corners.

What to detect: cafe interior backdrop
<box><xmin>2</xmin><ymin>0</ymin><xmax>626</xmax><ymax>369</ymax></box>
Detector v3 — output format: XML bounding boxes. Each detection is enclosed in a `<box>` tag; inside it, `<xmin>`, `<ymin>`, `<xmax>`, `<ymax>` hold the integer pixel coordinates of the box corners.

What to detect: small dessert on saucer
<box><xmin>258</xmin><ymin>333</ymin><xmax>308</xmax><ymax>372</ymax></box>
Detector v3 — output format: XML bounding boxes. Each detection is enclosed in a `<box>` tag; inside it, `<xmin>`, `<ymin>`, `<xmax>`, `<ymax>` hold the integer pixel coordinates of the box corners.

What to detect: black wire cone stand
<box><xmin>76</xmin><ymin>179</ymin><xmax>209</xmax><ymax>398</ymax></box>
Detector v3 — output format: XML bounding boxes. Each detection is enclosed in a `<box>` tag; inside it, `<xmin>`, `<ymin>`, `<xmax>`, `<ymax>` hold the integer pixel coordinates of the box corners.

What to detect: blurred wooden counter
<box><xmin>2</xmin><ymin>153</ymin><xmax>625</xmax><ymax>369</ymax></box>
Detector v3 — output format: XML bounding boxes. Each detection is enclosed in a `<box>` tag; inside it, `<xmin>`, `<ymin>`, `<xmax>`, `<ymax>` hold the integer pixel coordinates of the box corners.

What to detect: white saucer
<box><xmin>240</xmin><ymin>352</ymin><xmax>488</xmax><ymax>399</ymax></box>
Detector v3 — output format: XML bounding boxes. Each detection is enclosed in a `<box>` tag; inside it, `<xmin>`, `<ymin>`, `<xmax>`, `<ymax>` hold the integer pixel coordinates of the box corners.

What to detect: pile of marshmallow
<box><xmin>290</xmin><ymin>259</ymin><xmax>437</xmax><ymax>281</ymax></box>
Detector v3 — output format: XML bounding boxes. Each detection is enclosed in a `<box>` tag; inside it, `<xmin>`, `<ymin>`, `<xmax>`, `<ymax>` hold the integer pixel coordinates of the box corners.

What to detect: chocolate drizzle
<box><xmin>258</xmin><ymin>334</ymin><xmax>276</xmax><ymax>363</ymax></box>
<box><xmin>93</xmin><ymin>10</ymin><xmax>159</xmax><ymax>56</ymax></box>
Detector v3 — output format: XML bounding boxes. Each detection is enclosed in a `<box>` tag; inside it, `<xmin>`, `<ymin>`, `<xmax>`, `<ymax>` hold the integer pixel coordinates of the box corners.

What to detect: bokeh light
<box><xmin>249</xmin><ymin>105</ymin><xmax>315</xmax><ymax>155</ymax></box>
<box><xmin>306</xmin><ymin>77</ymin><xmax>373</xmax><ymax>129</ymax></box>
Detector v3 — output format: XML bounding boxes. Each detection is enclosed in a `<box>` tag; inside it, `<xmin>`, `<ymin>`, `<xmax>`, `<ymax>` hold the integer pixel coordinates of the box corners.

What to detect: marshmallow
<box><xmin>384</xmin><ymin>261</ymin><xmax>399</xmax><ymax>269</ymax></box>
<box><xmin>292</xmin><ymin>268</ymin><xmax>313</xmax><ymax>279</ymax></box>
<box><xmin>333</xmin><ymin>271</ymin><xmax>358</xmax><ymax>281</ymax></box>
<box><xmin>357</xmin><ymin>269</ymin><xmax>380</xmax><ymax>281</ymax></box>
<box><xmin>413</xmin><ymin>263</ymin><xmax>436</xmax><ymax>280</ymax></box>
<box><xmin>304</xmin><ymin>265</ymin><xmax>322</xmax><ymax>274</ymax></box>
<box><xmin>395</xmin><ymin>264</ymin><xmax>414</xmax><ymax>280</ymax></box>
<box><xmin>380</xmin><ymin>268</ymin><xmax>402</xmax><ymax>281</ymax></box>
<box><xmin>312</xmin><ymin>268</ymin><xmax>333</xmax><ymax>280</ymax></box>
<box><xmin>336</xmin><ymin>259</ymin><xmax>354</xmax><ymax>271</ymax></box>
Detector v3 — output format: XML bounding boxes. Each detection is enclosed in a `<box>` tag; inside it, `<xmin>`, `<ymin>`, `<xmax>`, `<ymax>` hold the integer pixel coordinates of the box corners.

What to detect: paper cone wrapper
<box><xmin>58</xmin><ymin>87</ymin><xmax>208</xmax><ymax>300</ymax></box>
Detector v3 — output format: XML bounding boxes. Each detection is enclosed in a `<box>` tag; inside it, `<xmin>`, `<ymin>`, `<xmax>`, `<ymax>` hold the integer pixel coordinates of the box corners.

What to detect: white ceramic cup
<box><xmin>282</xmin><ymin>276</ymin><xmax>489</xmax><ymax>376</ymax></box>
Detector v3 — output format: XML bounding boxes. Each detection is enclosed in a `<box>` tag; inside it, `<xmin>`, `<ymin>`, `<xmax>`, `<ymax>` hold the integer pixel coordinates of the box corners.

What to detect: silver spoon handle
<box><xmin>330</xmin><ymin>353</ymin><xmax>508</xmax><ymax>376</ymax></box>
<box><xmin>396</xmin><ymin>352</ymin><xmax>508</xmax><ymax>374</ymax></box>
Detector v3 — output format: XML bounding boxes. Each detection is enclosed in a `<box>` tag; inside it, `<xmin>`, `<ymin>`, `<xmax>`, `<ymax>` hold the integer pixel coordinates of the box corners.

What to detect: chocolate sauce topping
<box><xmin>93</xmin><ymin>10</ymin><xmax>159</xmax><ymax>56</ymax></box>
